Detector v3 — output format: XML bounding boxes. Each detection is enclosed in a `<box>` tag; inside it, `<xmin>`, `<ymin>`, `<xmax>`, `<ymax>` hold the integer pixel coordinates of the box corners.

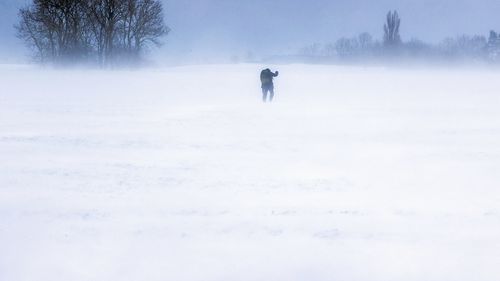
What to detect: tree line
<box><xmin>16</xmin><ymin>0</ymin><xmax>170</xmax><ymax>67</ymax></box>
<box><xmin>299</xmin><ymin>10</ymin><xmax>500</xmax><ymax>64</ymax></box>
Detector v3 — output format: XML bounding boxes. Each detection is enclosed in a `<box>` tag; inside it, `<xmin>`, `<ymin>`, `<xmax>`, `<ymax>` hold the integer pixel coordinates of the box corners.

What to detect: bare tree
<box><xmin>487</xmin><ymin>30</ymin><xmax>500</xmax><ymax>62</ymax></box>
<box><xmin>439</xmin><ymin>35</ymin><xmax>487</xmax><ymax>60</ymax></box>
<box><xmin>299</xmin><ymin>43</ymin><xmax>321</xmax><ymax>57</ymax></box>
<box><xmin>335</xmin><ymin>37</ymin><xmax>359</xmax><ymax>58</ymax></box>
<box><xmin>118</xmin><ymin>0</ymin><xmax>170</xmax><ymax>61</ymax></box>
<box><xmin>16</xmin><ymin>0</ymin><xmax>169</xmax><ymax>66</ymax></box>
<box><xmin>323</xmin><ymin>43</ymin><xmax>336</xmax><ymax>57</ymax></box>
<box><xmin>85</xmin><ymin>0</ymin><xmax>123</xmax><ymax>66</ymax></box>
<box><xmin>16</xmin><ymin>0</ymin><xmax>90</xmax><ymax>63</ymax></box>
<box><xmin>16</xmin><ymin>5</ymin><xmax>50</xmax><ymax>62</ymax></box>
<box><xmin>383</xmin><ymin>10</ymin><xmax>401</xmax><ymax>47</ymax></box>
<box><xmin>358</xmin><ymin>32</ymin><xmax>373</xmax><ymax>51</ymax></box>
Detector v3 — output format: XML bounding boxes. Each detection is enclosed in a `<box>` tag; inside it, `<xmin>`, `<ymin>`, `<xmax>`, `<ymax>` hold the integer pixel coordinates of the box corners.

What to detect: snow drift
<box><xmin>0</xmin><ymin>64</ymin><xmax>499</xmax><ymax>281</ymax></box>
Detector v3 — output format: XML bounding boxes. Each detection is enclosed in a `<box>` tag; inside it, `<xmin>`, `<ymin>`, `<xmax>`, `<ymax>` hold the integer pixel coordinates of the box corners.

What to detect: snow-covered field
<box><xmin>1</xmin><ymin>64</ymin><xmax>500</xmax><ymax>281</ymax></box>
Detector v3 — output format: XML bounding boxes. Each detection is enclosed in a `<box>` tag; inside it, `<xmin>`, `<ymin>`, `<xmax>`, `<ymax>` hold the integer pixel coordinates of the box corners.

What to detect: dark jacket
<box><xmin>260</xmin><ymin>69</ymin><xmax>279</xmax><ymax>88</ymax></box>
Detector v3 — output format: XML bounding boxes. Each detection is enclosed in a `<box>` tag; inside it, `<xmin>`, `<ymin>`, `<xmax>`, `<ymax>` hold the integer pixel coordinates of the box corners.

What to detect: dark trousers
<box><xmin>262</xmin><ymin>85</ymin><xmax>274</xmax><ymax>102</ymax></box>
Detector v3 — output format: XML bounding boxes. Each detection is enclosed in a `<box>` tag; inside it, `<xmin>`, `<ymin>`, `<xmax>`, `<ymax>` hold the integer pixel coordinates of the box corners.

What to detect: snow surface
<box><xmin>1</xmin><ymin>64</ymin><xmax>500</xmax><ymax>281</ymax></box>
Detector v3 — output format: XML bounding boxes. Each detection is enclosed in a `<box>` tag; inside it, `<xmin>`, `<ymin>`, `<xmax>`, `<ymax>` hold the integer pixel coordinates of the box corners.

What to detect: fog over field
<box><xmin>1</xmin><ymin>64</ymin><xmax>500</xmax><ymax>281</ymax></box>
<box><xmin>1</xmin><ymin>1</ymin><xmax>500</xmax><ymax>281</ymax></box>
<box><xmin>1</xmin><ymin>0</ymin><xmax>500</xmax><ymax>62</ymax></box>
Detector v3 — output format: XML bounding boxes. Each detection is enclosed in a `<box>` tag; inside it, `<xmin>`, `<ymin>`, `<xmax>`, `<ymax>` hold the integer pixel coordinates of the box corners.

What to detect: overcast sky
<box><xmin>1</xmin><ymin>0</ymin><xmax>499</xmax><ymax>62</ymax></box>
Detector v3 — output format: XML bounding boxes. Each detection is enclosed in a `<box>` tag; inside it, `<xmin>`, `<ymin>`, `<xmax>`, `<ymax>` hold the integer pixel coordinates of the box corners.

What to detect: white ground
<box><xmin>1</xmin><ymin>64</ymin><xmax>500</xmax><ymax>281</ymax></box>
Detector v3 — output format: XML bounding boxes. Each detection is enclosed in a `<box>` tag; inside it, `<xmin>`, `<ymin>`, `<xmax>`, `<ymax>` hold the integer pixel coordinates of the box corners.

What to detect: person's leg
<box><xmin>269</xmin><ymin>87</ymin><xmax>275</xmax><ymax>102</ymax></box>
<box><xmin>262</xmin><ymin>88</ymin><xmax>268</xmax><ymax>102</ymax></box>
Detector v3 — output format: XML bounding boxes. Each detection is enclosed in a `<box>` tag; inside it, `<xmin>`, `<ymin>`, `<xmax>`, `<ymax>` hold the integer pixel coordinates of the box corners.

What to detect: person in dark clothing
<box><xmin>260</xmin><ymin>68</ymin><xmax>279</xmax><ymax>102</ymax></box>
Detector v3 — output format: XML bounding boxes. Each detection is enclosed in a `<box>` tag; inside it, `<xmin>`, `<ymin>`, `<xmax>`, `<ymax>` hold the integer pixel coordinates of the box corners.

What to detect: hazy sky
<box><xmin>1</xmin><ymin>0</ymin><xmax>499</xmax><ymax>62</ymax></box>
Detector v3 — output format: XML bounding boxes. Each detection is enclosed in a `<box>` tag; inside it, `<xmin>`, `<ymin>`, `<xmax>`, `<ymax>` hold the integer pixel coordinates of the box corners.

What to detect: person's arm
<box><xmin>273</xmin><ymin>71</ymin><xmax>279</xmax><ymax>77</ymax></box>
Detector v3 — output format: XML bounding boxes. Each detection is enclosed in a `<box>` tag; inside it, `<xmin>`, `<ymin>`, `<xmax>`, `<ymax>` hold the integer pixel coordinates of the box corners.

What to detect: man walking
<box><xmin>260</xmin><ymin>68</ymin><xmax>279</xmax><ymax>102</ymax></box>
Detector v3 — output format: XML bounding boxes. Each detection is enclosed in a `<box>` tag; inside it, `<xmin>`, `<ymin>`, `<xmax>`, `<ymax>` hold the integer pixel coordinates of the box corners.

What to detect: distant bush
<box><xmin>487</xmin><ymin>31</ymin><xmax>500</xmax><ymax>62</ymax></box>
<box><xmin>296</xmin><ymin>10</ymin><xmax>500</xmax><ymax>65</ymax></box>
<box><xmin>439</xmin><ymin>35</ymin><xmax>487</xmax><ymax>60</ymax></box>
